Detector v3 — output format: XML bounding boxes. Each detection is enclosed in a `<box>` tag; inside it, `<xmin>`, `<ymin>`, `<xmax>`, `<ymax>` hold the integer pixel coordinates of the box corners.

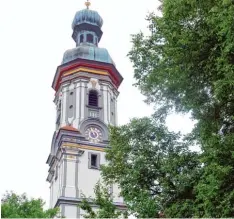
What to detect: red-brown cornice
<box><xmin>52</xmin><ymin>58</ymin><xmax>123</xmax><ymax>92</ymax></box>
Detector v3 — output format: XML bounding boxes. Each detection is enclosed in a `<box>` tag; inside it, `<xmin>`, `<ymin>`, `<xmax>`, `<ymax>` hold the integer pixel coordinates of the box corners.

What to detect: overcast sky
<box><xmin>0</xmin><ymin>0</ymin><xmax>194</xmax><ymax>208</ymax></box>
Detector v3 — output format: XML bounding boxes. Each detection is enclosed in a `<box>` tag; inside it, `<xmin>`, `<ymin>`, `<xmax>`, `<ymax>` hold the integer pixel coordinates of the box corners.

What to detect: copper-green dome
<box><xmin>66</xmin><ymin>7</ymin><xmax>114</xmax><ymax>65</ymax></box>
<box><xmin>72</xmin><ymin>9</ymin><xmax>103</xmax><ymax>30</ymax></box>
<box><xmin>62</xmin><ymin>45</ymin><xmax>115</xmax><ymax>65</ymax></box>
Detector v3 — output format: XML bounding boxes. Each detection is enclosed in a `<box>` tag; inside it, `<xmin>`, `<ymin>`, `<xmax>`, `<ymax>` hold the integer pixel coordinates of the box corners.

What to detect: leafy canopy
<box><xmin>127</xmin><ymin>0</ymin><xmax>234</xmax><ymax>217</ymax></box>
<box><xmin>102</xmin><ymin>118</ymin><xmax>201</xmax><ymax>218</ymax></box>
<box><xmin>1</xmin><ymin>191</ymin><xmax>59</xmax><ymax>218</ymax></box>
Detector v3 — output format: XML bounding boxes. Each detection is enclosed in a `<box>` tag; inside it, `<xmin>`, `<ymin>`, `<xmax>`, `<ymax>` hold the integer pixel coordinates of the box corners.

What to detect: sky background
<box><xmin>0</xmin><ymin>0</ymin><xmax>194</xmax><ymax>208</ymax></box>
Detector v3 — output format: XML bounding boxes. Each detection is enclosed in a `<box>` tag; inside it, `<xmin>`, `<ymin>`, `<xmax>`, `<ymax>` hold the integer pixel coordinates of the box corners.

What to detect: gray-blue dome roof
<box><xmin>72</xmin><ymin>9</ymin><xmax>103</xmax><ymax>30</ymax></box>
<box><xmin>62</xmin><ymin>45</ymin><xmax>115</xmax><ymax>65</ymax></box>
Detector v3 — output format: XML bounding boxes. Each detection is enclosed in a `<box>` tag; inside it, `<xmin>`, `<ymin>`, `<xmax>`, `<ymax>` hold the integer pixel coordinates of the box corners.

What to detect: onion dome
<box><xmin>62</xmin><ymin>1</ymin><xmax>115</xmax><ymax>65</ymax></box>
<box><xmin>71</xmin><ymin>2</ymin><xmax>103</xmax><ymax>45</ymax></box>
<box><xmin>72</xmin><ymin>9</ymin><xmax>103</xmax><ymax>30</ymax></box>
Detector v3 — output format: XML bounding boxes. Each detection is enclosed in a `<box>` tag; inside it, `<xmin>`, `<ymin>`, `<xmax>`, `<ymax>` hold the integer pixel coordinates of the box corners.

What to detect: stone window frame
<box><xmin>88</xmin><ymin>152</ymin><xmax>101</xmax><ymax>170</ymax></box>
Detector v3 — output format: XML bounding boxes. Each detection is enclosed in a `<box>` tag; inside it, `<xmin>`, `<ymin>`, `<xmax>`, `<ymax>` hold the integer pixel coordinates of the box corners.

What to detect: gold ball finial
<box><xmin>85</xmin><ymin>0</ymin><xmax>91</xmax><ymax>9</ymax></box>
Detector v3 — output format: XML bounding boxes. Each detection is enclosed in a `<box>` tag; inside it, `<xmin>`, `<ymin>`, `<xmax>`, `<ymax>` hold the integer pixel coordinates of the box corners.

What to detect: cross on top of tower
<box><xmin>85</xmin><ymin>0</ymin><xmax>91</xmax><ymax>9</ymax></box>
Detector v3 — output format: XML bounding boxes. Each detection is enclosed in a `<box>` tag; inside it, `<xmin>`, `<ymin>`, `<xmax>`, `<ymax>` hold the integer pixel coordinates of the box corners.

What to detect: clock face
<box><xmin>85</xmin><ymin>127</ymin><xmax>102</xmax><ymax>143</ymax></box>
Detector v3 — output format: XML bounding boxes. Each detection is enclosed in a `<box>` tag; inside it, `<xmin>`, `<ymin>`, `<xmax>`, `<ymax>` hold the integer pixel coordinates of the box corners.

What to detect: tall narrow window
<box><xmin>55</xmin><ymin>166</ymin><xmax>58</xmax><ymax>180</ymax></box>
<box><xmin>88</xmin><ymin>90</ymin><xmax>98</xmax><ymax>107</ymax></box>
<box><xmin>87</xmin><ymin>34</ymin><xmax>94</xmax><ymax>43</ymax></box>
<box><xmin>58</xmin><ymin>101</ymin><xmax>61</xmax><ymax>110</ymax></box>
<box><xmin>91</xmin><ymin>154</ymin><xmax>97</xmax><ymax>167</ymax></box>
<box><xmin>80</xmin><ymin>34</ymin><xmax>84</xmax><ymax>43</ymax></box>
<box><xmin>56</xmin><ymin>101</ymin><xmax>61</xmax><ymax>126</ymax></box>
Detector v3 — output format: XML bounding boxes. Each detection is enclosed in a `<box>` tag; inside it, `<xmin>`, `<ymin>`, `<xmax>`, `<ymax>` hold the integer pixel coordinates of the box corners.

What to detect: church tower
<box><xmin>46</xmin><ymin>1</ymin><xmax>124</xmax><ymax>218</ymax></box>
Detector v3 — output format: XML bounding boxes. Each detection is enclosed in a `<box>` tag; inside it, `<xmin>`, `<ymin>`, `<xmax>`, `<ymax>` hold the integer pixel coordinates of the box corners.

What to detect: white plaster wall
<box><xmin>67</xmin><ymin>83</ymin><xmax>75</xmax><ymax>124</ymax></box>
<box><xmin>112</xmin><ymin>183</ymin><xmax>124</xmax><ymax>203</ymax></box>
<box><xmin>80</xmin><ymin>83</ymin><xmax>85</xmax><ymax>121</ymax></box>
<box><xmin>103</xmin><ymin>85</ymin><xmax>108</xmax><ymax>125</ymax></box>
<box><xmin>61</xmin><ymin>86</ymin><xmax>68</xmax><ymax>126</ymax></box>
<box><xmin>52</xmin><ymin>181</ymin><xmax>56</xmax><ymax>207</ymax></box>
<box><xmin>107</xmin><ymin>87</ymin><xmax>111</xmax><ymax>124</ymax></box>
<box><xmin>78</xmin><ymin>150</ymin><xmax>106</xmax><ymax>198</ymax></box>
<box><xmin>51</xmin><ymin>165</ymin><xmax>62</xmax><ymax>207</ymax></box>
<box><xmin>50</xmin><ymin>160</ymin><xmax>64</xmax><ymax>208</ymax></box>
<box><xmin>101</xmin><ymin>83</ymin><xmax>119</xmax><ymax>126</ymax></box>
<box><xmin>66</xmin><ymin>160</ymin><xmax>76</xmax><ymax>186</ymax></box>
<box><xmin>52</xmin><ymin>178</ymin><xmax>59</xmax><ymax>208</ymax></box>
<box><xmin>50</xmin><ymin>183</ymin><xmax>53</xmax><ymax>208</ymax></box>
<box><xmin>79</xmin><ymin>208</ymin><xmax>86</xmax><ymax>218</ymax></box>
<box><xmin>73</xmin><ymin>81</ymin><xmax>81</xmax><ymax>128</ymax></box>
<box><xmin>64</xmin><ymin>205</ymin><xmax>77</xmax><ymax>218</ymax></box>
<box><xmin>59</xmin><ymin>162</ymin><xmax>63</xmax><ymax>197</ymax></box>
<box><xmin>65</xmin><ymin>159</ymin><xmax>77</xmax><ymax>198</ymax></box>
<box><xmin>115</xmin><ymin>97</ymin><xmax>118</xmax><ymax>126</ymax></box>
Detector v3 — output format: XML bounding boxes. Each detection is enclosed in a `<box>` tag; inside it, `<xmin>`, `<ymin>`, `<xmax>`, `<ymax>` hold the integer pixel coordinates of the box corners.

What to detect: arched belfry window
<box><xmin>89</xmin><ymin>90</ymin><xmax>98</xmax><ymax>107</ymax></box>
<box><xmin>87</xmin><ymin>34</ymin><xmax>94</xmax><ymax>43</ymax></box>
<box><xmin>80</xmin><ymin>34</ymin><xmax>84</xmax><ymax>43</ymax></box>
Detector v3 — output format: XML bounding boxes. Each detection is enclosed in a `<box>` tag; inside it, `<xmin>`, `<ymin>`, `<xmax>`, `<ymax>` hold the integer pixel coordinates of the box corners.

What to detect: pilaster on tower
<box><xmin>46</xmin><ymin>1</ymin><xmax>125</xmax><ymax>218</ymax></box>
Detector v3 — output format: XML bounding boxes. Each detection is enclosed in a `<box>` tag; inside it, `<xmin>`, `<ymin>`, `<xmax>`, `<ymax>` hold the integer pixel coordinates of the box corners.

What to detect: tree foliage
<box><xmin>102</xmin><ymin>118</ymin><xmax>201</xmax><ymax>218</ymax></box>
<box><xmin>126</xmin><ymin>0</ymin><xmax>234</xmax><ymax>217</ymax></box>
<box><xmin>1</xmin><ymin>191</ymin><xmax>59</xmax><ymax>218</ymax></box>
<box><xmin>79</xmin><ymin>182</ymin><xmax>128</xmax><ymax>218</ymax></box>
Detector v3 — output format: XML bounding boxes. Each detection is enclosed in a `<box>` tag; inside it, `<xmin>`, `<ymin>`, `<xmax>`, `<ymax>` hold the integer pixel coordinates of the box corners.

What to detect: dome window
<box><xmin>80</xmin><ymin>34</ymin><xmax>84</xmax><ymax>43</ymax></box>
<box><xmin>88</xmin><ymin>90</ymin><xmax>98</xmax><ymax>107</ymax></box>
<box><xmin>87</xmin><ymin>34</ymin><xmax>94</xmax><ymax>43</ymax></box>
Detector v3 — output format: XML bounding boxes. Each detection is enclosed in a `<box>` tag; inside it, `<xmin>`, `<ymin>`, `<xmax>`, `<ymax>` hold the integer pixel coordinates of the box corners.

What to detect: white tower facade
<box><xmin>46</xmin><ymin>3</ymin><xmax>125</xmax><ymax>218</ymax></box>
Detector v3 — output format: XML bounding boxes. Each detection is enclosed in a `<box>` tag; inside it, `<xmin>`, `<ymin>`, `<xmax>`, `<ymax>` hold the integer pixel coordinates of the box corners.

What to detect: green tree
<box><xmin>1</xmin><ymin>191</ymin><xmax>59</xmax><ymax>218</ymax></box>
<box><xmin>102</xmin><ymin>117</ymin><xmax>201</xmax><ymax>218</ymax></box>
<box><xmin>79</xmin><ymin>181</ymin><xmax>128</xmax><ymax>218</ymax></box>
<box><xmin>128</xmin><ymin>0</ymin><xmax>234</xmax><ymax>217</ymax></box>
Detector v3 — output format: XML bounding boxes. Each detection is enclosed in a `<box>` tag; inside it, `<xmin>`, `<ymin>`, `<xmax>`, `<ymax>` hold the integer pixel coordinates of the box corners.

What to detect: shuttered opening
<box><xmin>88</xmin><ymin>90</ymin><xmax>98</xmax><ymax>107</ymax></box>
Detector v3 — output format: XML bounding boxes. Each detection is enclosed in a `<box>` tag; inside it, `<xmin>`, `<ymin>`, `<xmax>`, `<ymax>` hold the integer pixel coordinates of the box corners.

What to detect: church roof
<box><xmin>60</xmin><ymin>126</ymin><xmax>80</xmax><ymax>132</ymax></box>
<box><xmin>62</xmin><ymin>45</ymin><xmax>115</xmax><ymax>65</ymax></box>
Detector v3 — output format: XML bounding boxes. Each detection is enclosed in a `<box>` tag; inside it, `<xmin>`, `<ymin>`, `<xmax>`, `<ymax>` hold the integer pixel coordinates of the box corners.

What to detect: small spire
<box><xmin>85</xmin><ymin>0</ymin><xmax>91</xmax><ymax>9</ymax></box>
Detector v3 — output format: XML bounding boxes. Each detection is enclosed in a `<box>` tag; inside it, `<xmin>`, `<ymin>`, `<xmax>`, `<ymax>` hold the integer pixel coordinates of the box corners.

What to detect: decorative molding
<box><xmin>55</xmin><ymin>197</ymin><xmax>127</xmax><ymax>210</ymax></box>
<box><xmin>90</xmin><ymin>79</ymin><xmax>97</xmax><ymax>88</ymax></box>
<box><xmin>52</xmin><ymin>59</ymin><xmax>123</xmax><ymax>91</ymax></box>
<box><xmin>62</xmin><ymin>143</ymin><xmax>105</xmax><ymax>152</ymax></box>
<box><xmin>63</xmin><ymin>67</ymin><xmax>109</xmax><ymax>77</ymax></box>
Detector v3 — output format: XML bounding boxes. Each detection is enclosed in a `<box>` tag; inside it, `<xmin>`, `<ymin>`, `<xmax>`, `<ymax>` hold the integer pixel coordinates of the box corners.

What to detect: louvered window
<box><xmin>88</xmin><ymin>90</ymin><xmax>98</xmax><ymax>107</ymax></box>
